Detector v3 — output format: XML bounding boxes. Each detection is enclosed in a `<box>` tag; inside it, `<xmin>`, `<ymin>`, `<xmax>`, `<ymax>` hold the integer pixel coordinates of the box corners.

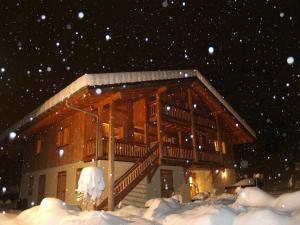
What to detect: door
<box><xmin>189</xmin><ymin>172</ymin><xmax>198</xmax><ymax>197</ymax></box>
<box><xmin>160</xmin><ymin>169</ymin><xmax>174</xmax><ymax>197</ymax></box>
<box><xmin>57</xmin><ymin>171</ymin><xmax>67</xmax><ymax>201</ymax></box>
<box><xmin>38</xmin><ymin>174</ymin><xmax>46</xmax><ymax>204</ymax></box>
<box><xmin>84</xmin><ymin>111</ymin><xmax>97</xmax><ymax>159</ymax></box>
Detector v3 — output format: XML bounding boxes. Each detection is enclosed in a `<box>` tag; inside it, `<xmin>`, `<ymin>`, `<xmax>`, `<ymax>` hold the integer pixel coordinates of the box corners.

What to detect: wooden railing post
<box><xmin>188</xmin><ymin>89</ymin><xmax>198</xmax><ymax>162</ymax></box>
<box><xmin>108</xmin><ymin>101</ymin><xmax>115</xmax><ymax>211</ymax></box>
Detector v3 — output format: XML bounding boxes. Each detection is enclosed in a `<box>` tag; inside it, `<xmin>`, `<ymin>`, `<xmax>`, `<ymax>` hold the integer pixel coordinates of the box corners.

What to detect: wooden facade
<box><xmin>1</xmin><ymin>71</ymin><xmax>255</xmax><ymax>210</ymax></box>
<box><xmin>21</xmin><ymin>78</ymin><xmax>251</xmax><ymax>171</ymax></box>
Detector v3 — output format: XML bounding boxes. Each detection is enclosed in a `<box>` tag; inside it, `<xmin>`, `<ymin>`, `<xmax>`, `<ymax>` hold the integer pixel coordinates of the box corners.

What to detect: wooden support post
<box><xmin>98</xmin><ymin>105</ymin><xmax>104</xmax><ymax>158</ymax></box>
<box><xmin>178</xmin><ymin>130</ymin><xmax>183</xmax><ymax>158</ymax></box>
<box><xmin>127</xmin><ymin>102</ymin><xmax>134</xmax><ymax>142</ymax></box>
<box><xmin>144</xmin><ymin>98</ymin><xmax>149</xmax><ymax>150</ymax></box>
<box><xmin>215</xmin><ymin>113</ymin><xmax>222</xmax><ymax>154</ymax></box>
<box><xmin>156</xmin><ymin>94</ymin><xmax>163</xmax><ymax>160</ymax></box>
<box><xmin>108</xmin><ymin>101</ymin><xmax>115</xmax><ymax>211</ymax></box>
<box><xmin>188</xmin><ymin>89</ymin><xmax>198</xmax><ymax>162</ymax></box>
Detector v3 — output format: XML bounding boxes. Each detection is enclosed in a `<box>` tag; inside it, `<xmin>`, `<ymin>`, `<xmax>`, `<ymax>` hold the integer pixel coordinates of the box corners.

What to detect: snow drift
<box><xmin>1</xmin><ymin>187</ymin><xmax>300</xmax><ymax>225</ymax></box>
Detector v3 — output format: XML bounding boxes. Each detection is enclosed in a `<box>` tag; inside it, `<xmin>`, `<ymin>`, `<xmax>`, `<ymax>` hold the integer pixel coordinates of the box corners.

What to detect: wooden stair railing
<box><xmin>96</xmin><ymin>142</ymin><xmax>159</xmax><ymax>210</ymax></box>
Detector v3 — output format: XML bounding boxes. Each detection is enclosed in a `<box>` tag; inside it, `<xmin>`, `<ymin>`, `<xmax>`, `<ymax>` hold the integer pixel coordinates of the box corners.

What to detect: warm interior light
<box><xmin>189</xmin><ymin>176</ymin><xmax>193</xmax><ymax>184</ymax></box>
<box><xmin>221</xmin><ymin>169</ymin><xmax>227</xmax><ymax>179</ymax></box>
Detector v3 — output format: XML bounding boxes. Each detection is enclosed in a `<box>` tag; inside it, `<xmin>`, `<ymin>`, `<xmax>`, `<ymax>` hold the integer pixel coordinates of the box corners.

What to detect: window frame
<box><xmin>35</xmin><ymin>138</ymin><xmax>43</xmax><ymax>155</ymax></box>
<box><xmin>28</xmin><ymin>176</ymin><xmax>34</xmax><ymax>195</ymax></box>
<box><xmin>56</xmin><ymin>127</ymin><xmax>70</xmax><ymax>149</ymax></box>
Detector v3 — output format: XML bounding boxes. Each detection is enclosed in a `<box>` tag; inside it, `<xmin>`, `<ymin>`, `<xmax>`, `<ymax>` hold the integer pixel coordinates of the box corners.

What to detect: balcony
<box><xmin>162</xmin><ymin>143</ymin><xmax>223</xmax><ymax>165</ymax></box>
<box><xmin>84</xmin><ymin>138</ymin><xmax>147</xmax><ymax>162</ymax></box>
<box><xmin>148</xmin><ymin>101</ymin><xmax>216</xmax><ymax>129</ymax></box>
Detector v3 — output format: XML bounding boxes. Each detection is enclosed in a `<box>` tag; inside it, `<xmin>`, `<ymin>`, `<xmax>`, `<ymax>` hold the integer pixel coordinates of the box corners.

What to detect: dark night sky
<box><xmin>0</xmin><ymin>1</ymin><xmax>299</xmax><ymax>172</ymax></box>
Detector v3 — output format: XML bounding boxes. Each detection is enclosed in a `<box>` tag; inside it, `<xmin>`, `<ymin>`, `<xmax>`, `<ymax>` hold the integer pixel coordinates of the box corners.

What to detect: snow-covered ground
<box><xmin>1</xmin><ymin>187</ymin><xmax>300</xmax><ymax>225</ymax></box>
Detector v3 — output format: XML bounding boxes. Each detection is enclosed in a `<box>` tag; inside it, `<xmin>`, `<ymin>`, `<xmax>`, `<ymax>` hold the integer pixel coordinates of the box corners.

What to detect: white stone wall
<box><xmin>20</xmin><ymin>160</ymin><xmax>133</xmax><ymax>206</ymax></box>
<box><xmin>20</xmin><ymin>161</ymin><xmax>191</xmax><ymax>207</ymax></box>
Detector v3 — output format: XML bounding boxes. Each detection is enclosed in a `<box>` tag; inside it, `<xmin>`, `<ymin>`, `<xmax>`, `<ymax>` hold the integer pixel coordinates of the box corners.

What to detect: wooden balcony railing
<box><xmin>84</xmin><ymin>139</ymin><xmax>147</xmax><ymax>160</ymax></box>
<box><xmin>162</xmin><ymin>143</ymin><xmax>223</xmax><ymax>165</ymax></box>
<box><xmin>162</xmin><ymin>105</ymin><xmax>191</xmax><ymax>122</ymax></box>
<box><xmin>160</xmin><ymin>103</ymin><xmax>216</xmax><ymax>128</ymax></box>
<box><xmin>86</xmin><ymin>139</ymin><xmax>223</xmax><ymax>165</ymax></box>
<box><xmin>194</xmin><ymin>115</ymin><xmax>216</xmax><ymax>129</ymax></box>
<box><xmin>114</xmin><ymin>140</ymin><xmax>147</xmax><ymax>158</ymax></box>
<box><xmin>162</xmin><ymin>143</ymin><xmax>194</xmax><ymax>161</ymax></box>
<box><xmin>102</xmin><ymin>139</ymin><xmax>147</xmax><ymax>159</ymax></box>
<box><xmin>198</xmin><ymin>151</ymin><xmax>223</xmax><ymax>164</ymax></box>
<box><xmin>148</xmin><ymin>101</ymin><xmax>158</xmax><ymax>118</ymax></box>
<box><xmin>148</xmin><ymin>101</ymin><xmax>216</xmax><ymax>129</ymax></box>
<box><xmin>85</xmin><ymin>139</ymin><xmax>96</xmax><ymax>157</ymax></box>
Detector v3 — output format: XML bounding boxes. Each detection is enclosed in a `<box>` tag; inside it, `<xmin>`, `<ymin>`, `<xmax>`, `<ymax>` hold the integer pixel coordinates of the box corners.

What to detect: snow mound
<box><xmin>192</xmin><ymin>191</ymin><xmax>210</xmax><ymax>201</ymax></box>
<box><xmin>77</xmin><ymin>166</ymin><xmax>105</xmax><ymax>201</ymax></box>
<box><xmin>272</xmin><ymin>191</ymin><xmax>300</xmax><ymax>211</ymax></box>
<box><xmin>4</xmin><ymin>189</ymin><xmax>300</xmax><ymax>225</ymax></box>
<box><xmin>163</xmin><ymin>205</ymin><xmax>236</xmax><ymax>225</ymax></box>
<box><xmin>232</xmin><ymin>178</ymin><xmax>255</xmax><ymax>187</ymax></box>
<box><xmin>112</xmin><ymin>205</ymin><xmax>145</xmax><ymax>218</ymax></box>
<box><xmin>233</xmin><ymin>208</ymin><xmax>291</xmax><ymax>225</ymax></box>
<box><xmin>8</xmin><ymin>197</ymin><xmax>130</xmax><ymax>225</ymax></box>
<box><xmin>39</xmin><ymin>198</ymin><xmax>66</xmax><ymax>211</ymax></box>
<box><xmin>60</xmin><ymin>211</ymin><xmax>130</xmax><ymax>225</ymax></box>
<box><xmin>144</xmin><ymin>198</ymin><xmax>180</xmax><ymax>221</ymax></box>
<box><xmin>171</xmin><ymin>194</ymin><xmax>183</xmax><ymax>204</ymax></box>
<box><xmin>235</xmin><ymin>187</ymin><xmax>275</xmax><ymax>207</ymax></box>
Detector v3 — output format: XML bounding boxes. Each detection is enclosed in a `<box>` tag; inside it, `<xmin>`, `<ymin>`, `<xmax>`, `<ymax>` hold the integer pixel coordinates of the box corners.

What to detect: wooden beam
<box><xmin>108</xmin><ymin>101</ymin><xmax>115</xmax><ymax>211</ymax></box>
<box><xmin>96</xmin><ymin>92</ymin><xmax>122</xmax><ymax>108</ymax></box>
<box><xmin>187</xmin><ymin>89</ymin><xmax>198</xmax><ymax>162</ymax></box>
<box><xmin>157</xmin><ymin>86</ymin><xmax>167</xmax><ymax>95</ymax></box>
<box><xmin>177</xmin><ymin>130</ymin><xmax>182</xmax><ymax>146</ymax></box>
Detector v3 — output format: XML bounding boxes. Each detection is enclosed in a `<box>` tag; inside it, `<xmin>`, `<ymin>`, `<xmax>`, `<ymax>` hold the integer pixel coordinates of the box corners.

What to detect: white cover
<box><xmin>77</xmin><ymin>166</ymin><xmax>105</xmax><ymax>201</ymax></box>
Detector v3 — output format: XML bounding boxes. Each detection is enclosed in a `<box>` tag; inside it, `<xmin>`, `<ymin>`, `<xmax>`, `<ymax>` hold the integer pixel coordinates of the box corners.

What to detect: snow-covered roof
<box><xmin>0</xmin><ymin>69</ymin><xmax>256</xmax><ymax>141</ymax></box>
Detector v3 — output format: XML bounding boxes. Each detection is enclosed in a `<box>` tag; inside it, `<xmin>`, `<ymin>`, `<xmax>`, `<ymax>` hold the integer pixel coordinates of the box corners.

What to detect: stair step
<box><xmin>122</xmin><ymin>197</ymin><xmax>147</xmax><ymax>205</ymax></box>
<box><xmin>131</xmin><ymin>185</ymin><xmax>147</xmax><ymax>191</ymax></box>
<box><xmin>96</xmin><ymin>143</ymin><xmax>159</xmax><ymax>210</ymax></box>
<box><xmin>124</xmin><ymin>193</ymin><xmax>148</xmax><ymax>201</ymax></box>
<box><xmin>121</xmin><ymin>200</ymin><xmax>145</xmax><ymax>208</ymax></box>
<box><xmin>126</xmin><ymin>192</ymin><xmax>148</xmax><ymax>199</ymax></box>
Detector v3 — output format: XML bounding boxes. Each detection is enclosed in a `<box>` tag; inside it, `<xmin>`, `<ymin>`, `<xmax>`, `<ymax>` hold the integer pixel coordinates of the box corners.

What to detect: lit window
<box><xmin>189</xmin><ymin>176</ymin><xmax>193</xmax><ymax>184</ymax></box>
<box><xmin>214</xmin><ymin>140</ymin><xmax>219</xmax><ymax>152</ymax></box>
<box><xmin>222</xmin><ymin>142</ymin><xmax>226</xmax><ymax>154</ymax></box>
<box><xmin>36</xmin><ymin>139</ymin><xmax>42</xmax><ymax>155</ymax></box>
<box><xmin>56</xmin><ymin>127</ymin><xmax>69</xmax><ymax>148</ymax></box>
<box><xmin>221</xmin><ymin>169</ymin><xmax>227</xmax><ymax>179</ymax></box>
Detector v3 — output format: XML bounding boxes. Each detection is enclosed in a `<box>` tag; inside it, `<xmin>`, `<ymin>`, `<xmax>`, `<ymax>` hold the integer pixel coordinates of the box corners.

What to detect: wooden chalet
<box><xmin>0</xmin><ymin>70</ymin><xmax>255</xmax><ymax>210</ymax></box>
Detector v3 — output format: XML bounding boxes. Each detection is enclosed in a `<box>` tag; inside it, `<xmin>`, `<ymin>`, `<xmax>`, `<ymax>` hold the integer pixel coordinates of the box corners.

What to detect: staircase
<box><xmin>96</xmin><ymin>143</ymin><xmax>159</xmax><ymax>210</ymax></box>
<box><xmin>121</xmin><ymin>179</ymin><xmax>148</xmax><ymax>207</ymax></box>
